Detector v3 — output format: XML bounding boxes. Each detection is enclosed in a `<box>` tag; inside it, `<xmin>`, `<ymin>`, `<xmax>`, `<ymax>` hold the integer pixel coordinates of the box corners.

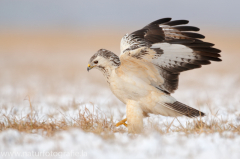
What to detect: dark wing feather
<box><xmin>120</xmin><ymin>18</ymin><xmax>221</xmax><ymax>93</ymax></box>
<box><xmin>181</xmin><ymin>32</ymin><xmax>205</xmax><ymax>39</ymax></box>
<box><xmin>173</xmin><ymin>26</ymin><xmax>200</xmax><ymax>31</ymax></box>
<box><xmin>162</xmin><ymin>20</ymin><xmax>189</xmax><ymax>26</ymax></box>
<box><xmin>144</xmin><ymin>18</ymin><xmax>172</xmax><ymax>27</ymax></box>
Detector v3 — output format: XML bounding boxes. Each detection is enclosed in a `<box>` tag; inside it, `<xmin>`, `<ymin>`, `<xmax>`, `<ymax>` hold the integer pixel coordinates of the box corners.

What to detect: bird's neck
<box><xmin>98</xmin><ymin>65</ymin><xmax>119</xmax><ymax>83</ymax></box>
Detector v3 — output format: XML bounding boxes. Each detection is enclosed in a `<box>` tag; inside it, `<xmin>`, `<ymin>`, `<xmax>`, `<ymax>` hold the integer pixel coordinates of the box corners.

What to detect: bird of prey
<box><xmin>87</xmin><ymin>18</ymin><xmax>221</xmax><ymax>133</ymax></box>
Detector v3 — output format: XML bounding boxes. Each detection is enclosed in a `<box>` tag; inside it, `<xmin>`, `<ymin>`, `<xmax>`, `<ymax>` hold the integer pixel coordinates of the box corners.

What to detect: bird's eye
<box><xmin>94</xmin><ymin>61</ymin><xmax>98</xmax><ymax>64</ymax></box>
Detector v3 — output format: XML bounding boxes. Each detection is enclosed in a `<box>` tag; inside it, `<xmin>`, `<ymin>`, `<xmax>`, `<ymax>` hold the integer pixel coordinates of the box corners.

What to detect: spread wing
<box><xmin>119</xmin><ymin>18</ymin><xmax>221</xmax><ymax>94</ymax></box>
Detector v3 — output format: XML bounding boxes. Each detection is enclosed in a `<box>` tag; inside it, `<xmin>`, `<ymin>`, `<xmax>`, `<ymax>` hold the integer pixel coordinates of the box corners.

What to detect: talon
<box><xmin>116</xmin><ymin>118</ymin><xmax>127</xmax><ymax>127</ymax></box>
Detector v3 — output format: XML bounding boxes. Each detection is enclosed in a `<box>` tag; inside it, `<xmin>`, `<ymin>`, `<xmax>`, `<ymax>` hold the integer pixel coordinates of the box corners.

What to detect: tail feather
<box><xmin>165</xmin><ymin>101</ymin><xmax>205</xmax><ymax>117</ymax></box>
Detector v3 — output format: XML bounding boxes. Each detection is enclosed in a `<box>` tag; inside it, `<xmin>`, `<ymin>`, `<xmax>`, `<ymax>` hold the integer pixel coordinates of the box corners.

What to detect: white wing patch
<box><xmin>151</xmin><ymin>43</ymin><xmax>197</xmax><ymax>67</ymax></box>
<box><xmin>151</xmin><ymin>43</ymin><xmax>192</xmax><ymax>53</ymax></box>
<box><xmin>120</xmin><ymin>34</ymin><xmax>130</xmax><ymax>55</ymax></box>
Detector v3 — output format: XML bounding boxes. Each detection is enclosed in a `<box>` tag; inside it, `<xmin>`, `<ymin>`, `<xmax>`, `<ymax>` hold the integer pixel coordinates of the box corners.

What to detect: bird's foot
<box><xmin>116</xmin><ymin>118</ymin><xmax>127</xmax><ymax>127</ymax></box>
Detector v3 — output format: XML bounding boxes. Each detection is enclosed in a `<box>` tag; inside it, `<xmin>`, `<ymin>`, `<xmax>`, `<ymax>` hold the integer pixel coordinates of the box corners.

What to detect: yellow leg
<box><xmin>116</xmin><ymin>118</ymin><xmax>127</xmax><ymax>127</ymax></box>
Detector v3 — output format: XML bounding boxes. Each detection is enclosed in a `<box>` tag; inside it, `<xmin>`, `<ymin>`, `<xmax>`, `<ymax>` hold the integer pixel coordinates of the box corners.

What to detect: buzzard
<box><xmin>87</xmin><ymin>18</ymin><xmax>221</xmax><ymax>133</ymax></box>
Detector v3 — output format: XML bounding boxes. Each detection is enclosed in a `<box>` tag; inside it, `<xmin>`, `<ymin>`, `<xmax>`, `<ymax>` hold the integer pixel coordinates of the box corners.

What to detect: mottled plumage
<box><xmin>87</xmin><ymin>18</ymin><xmax>221</xmax><ymax>133</ymax></box>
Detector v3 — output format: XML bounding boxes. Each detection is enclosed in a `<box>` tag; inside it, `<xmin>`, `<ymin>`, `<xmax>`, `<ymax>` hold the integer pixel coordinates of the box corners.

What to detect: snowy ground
<box><xmin>0</xmin><ymin>35</ymin><xmax>240</xmax><ymax>158</ymax></box>
<box><xmin>1</xmin><ymin>128</ymin><xmax>240</xmax><ymax>159</ymax></box>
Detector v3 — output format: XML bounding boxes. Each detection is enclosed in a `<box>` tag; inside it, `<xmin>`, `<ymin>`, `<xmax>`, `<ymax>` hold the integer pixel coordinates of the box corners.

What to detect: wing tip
<box><xmin>147</xmin><ymin>17</ymin><xmax>172</xmax><ymax>26</ymax></box>
<box><xmin>163</xmin><ymin>19</ymin><xmax>189</xmax><ymax>26</ymax></box>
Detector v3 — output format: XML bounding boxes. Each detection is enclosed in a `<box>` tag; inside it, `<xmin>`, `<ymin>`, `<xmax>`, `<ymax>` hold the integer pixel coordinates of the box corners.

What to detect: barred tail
<box><xmin>165</xmin><ymin>101</ymin><xmax>205</xmax><ymax>117</ymax></box>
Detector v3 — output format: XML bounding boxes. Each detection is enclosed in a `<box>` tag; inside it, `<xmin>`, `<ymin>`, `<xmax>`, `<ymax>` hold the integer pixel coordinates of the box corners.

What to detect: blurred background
<box><xmin>1</xmin><ymin>1</ymin><xmax>240</xmax><ymax>157</ymax></box>
<box><xmin>0</xmin><ymin>0</ymin><xmax>240</xmax><ymax>108</ymax></box>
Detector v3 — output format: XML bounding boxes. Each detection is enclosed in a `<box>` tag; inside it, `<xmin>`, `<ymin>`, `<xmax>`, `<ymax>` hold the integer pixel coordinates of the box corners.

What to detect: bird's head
<box><xmin>87</xmin><ymin>49</ymin><xmax>120</xmax><ymax>72</ymax></box>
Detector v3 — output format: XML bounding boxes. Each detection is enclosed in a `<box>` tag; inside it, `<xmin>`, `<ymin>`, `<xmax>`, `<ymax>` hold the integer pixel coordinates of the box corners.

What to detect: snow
<box><xmin>0</xmin><ymin>129</ymin><xmax>240</xmax><ymax>159</ymax></box>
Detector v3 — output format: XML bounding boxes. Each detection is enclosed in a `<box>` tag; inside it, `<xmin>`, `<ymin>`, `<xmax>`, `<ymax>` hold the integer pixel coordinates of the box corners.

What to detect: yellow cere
<box><xmin>88</xmin><ymin>64</ymin><xmax>90</xmax><ymax>67</ymax></box>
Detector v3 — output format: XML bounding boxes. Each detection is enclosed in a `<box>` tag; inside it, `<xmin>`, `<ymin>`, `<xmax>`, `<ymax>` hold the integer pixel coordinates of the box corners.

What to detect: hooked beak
<box><xmin>87</xmin><ymin>64</ymin><xmax>94</xmax><ymax>72</ymax></box>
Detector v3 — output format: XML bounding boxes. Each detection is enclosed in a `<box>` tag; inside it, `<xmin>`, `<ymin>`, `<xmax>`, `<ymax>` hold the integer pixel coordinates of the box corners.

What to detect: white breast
<box><xmin>108</xmin><ymin>69</ymin><xmax>150</xmax><ymax>104</ymax></box>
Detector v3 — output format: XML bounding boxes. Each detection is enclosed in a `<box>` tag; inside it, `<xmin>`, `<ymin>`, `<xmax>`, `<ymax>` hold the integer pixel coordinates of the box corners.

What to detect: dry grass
<box><xmin>0</xmin><ymin>108</ymin><xmax>116</xmax><ymax>137</ymax></box>
<box><xmin>0</xmin><ymin>98</ymin><xmax>239</xmax><ymax>137</ymax></box>
<box><xmin>0</xmin><ymin>97</ymin><xmax>126</xmax><ymax>136</ymax></box>
<box><xmin>155</xmin><ymin>117</ymin><xmax>240</xmax><ymax>136</ymax></box>
<box><xmin>1</xmin><ymin>111</ymin><xmax>239</xmax><ymax>137</ymax></box>
<box><xmin>0</xmin><ymin>98</ymin><xmax>125</xmax><ymax>137</ymax></box>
